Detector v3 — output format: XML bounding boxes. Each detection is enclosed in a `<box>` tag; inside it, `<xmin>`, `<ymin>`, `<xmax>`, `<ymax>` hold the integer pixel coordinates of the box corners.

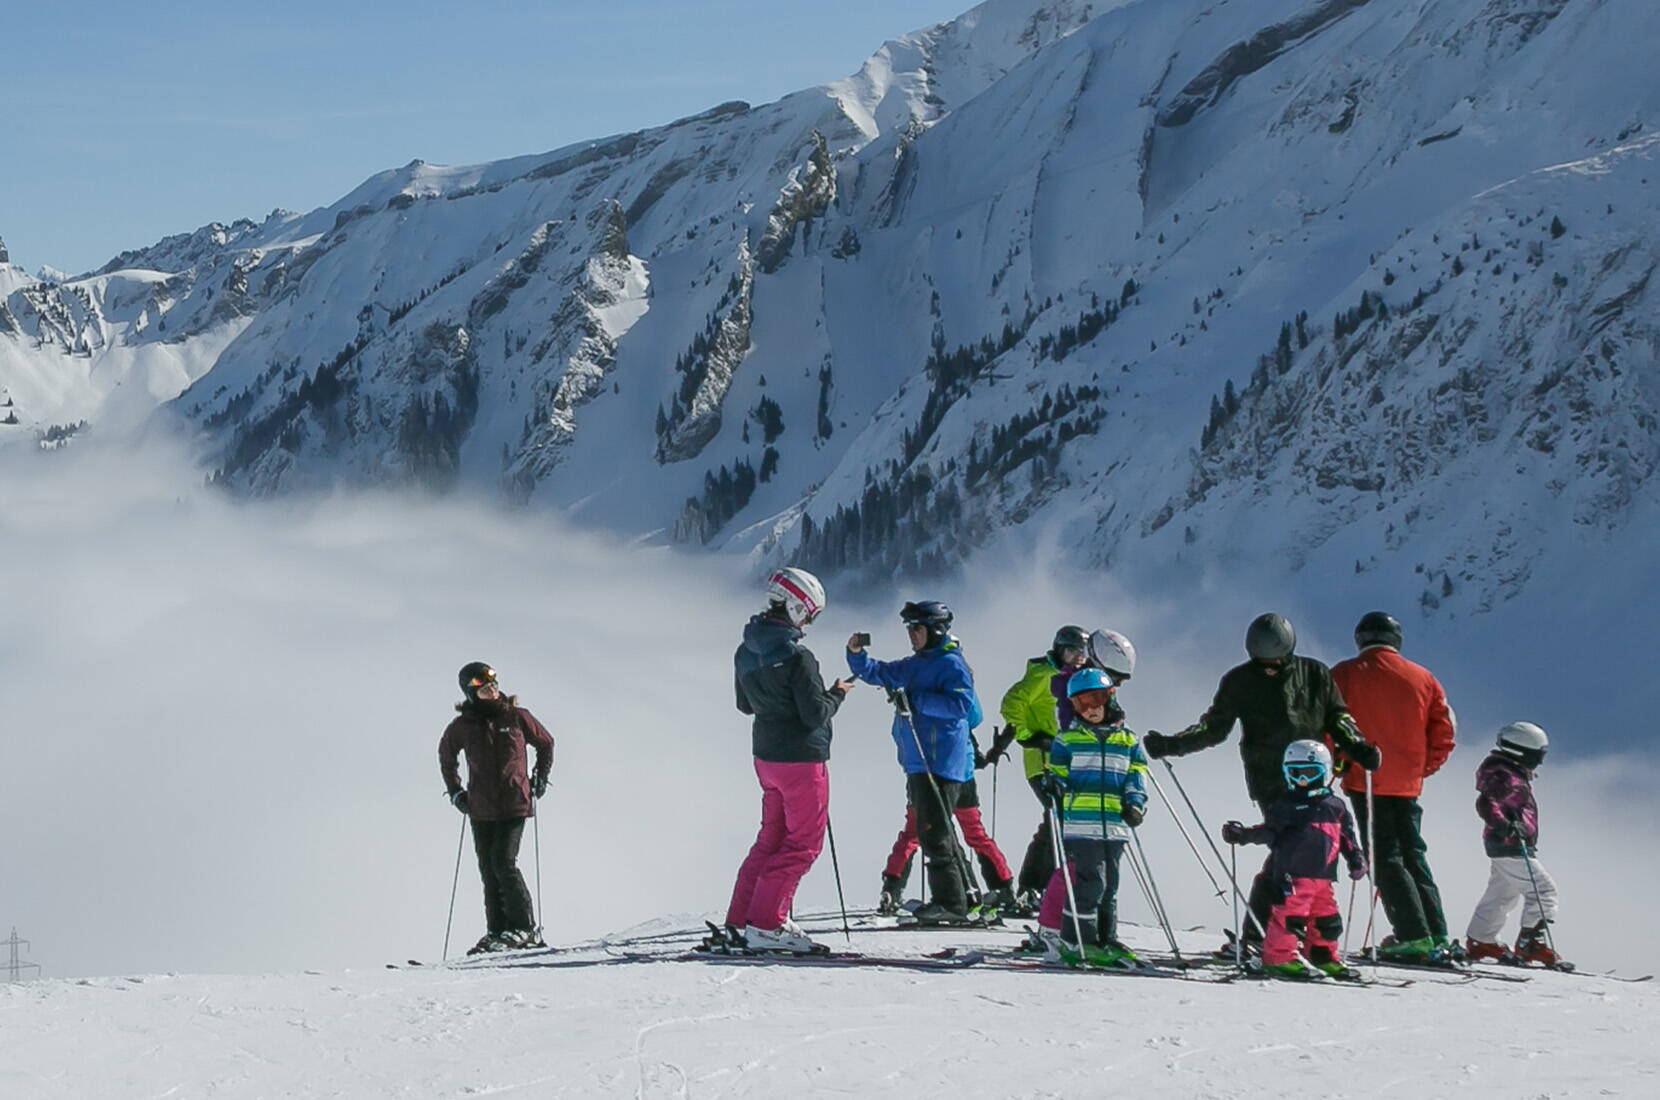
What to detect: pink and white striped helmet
<box><xmin>767</xmin><ymin>567</ymin><xmax>826</xmax><ymax>627</ymax></box>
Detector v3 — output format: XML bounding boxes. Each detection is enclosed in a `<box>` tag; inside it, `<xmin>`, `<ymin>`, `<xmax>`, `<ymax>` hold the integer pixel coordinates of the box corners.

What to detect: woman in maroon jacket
<box><xmin>439</xmin><ymin>662</ymin><xmax>555</xmax><ymax>954</ymax></box>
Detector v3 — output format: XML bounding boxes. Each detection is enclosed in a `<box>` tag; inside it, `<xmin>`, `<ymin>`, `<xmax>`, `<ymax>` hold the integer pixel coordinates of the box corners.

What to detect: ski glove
<box><xmin>1345</xmin><ymin>738</ymin><xmax>1383</xmax><ymax>771</ymax></box>
<box><xmin>1121</xmin><ymin>803</ymin><xmax>1145</xmax><ymax>828</ymax></box>
<box><xmin>1036</xmin><ymin>772</ymin><xmax>1068</xmax><ymax>804</ymax></box>
<box><xmin>1221</xmin><ymin>820</ymin><xmax>1248</xmax><ymax>844</ymax></box>
<box><xmin>448</xmin><ymin>789</ymin><xmax>469</xmax><ymax>814</ymax></box>
<box><xmin>531</xmin><ymin>774</ymin><xmax>548</xmax><ymax>799</ymax></box>
<box><xmin>1349</xmin><ymin>860</ymin><xmax>1369</xmax><ymax>881</ymax></box>
<box><xmin>1141</xmin><ymin>730</ymin><xmax>1173</xmax><ymax>759</ymax></box>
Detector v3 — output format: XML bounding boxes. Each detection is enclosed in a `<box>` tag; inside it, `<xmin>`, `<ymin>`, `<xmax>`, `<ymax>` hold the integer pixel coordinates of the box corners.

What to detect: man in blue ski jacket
<box><xmin>847</xmin><ymin>600</ymin><xmax>982</xmax><ymax>922</ymax></box>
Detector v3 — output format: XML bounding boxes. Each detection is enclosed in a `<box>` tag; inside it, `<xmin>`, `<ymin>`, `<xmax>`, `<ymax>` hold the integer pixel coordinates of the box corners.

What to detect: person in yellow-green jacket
<box><xmin>996</xmin><ymin>626</ymin><xmax>1090</xmax><ymax>907</ymax></box>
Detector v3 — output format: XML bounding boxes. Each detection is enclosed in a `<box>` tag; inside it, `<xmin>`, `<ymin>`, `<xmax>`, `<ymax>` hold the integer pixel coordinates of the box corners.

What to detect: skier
<box><xmin>438</xmin><ymin>662</ymin><xmax>555</xmax><ymax>954</ymax></box>
<box><xmin>1142</xmin><ymin>613</ymin><xmax>1381</xmax><ymax>952</ymax></box>
<box><xmin>1464</xmin><ymin>722</ymin><xmax>1563</xmax><ymax>967</ymax></box>
<box><xmin>724</xmin><ymin>567</ymin><xmax>853</xmax><ymax>953</ymax></box>
<box><xmin>996</xmin><ymin>626</ymin><xmax>1090</xmax><ymax>909</ymax></box>
<box><xmin>1222</xmin><ymin>741</ymin><xmax>1369</xmax><ymax>979</ymax></box>
<box><xmin>1054</xmin><ymin>628</ymin><xmax>1138</xmax><ymax>730</ymax></box>
<box><xmin>1032</xmin><ymin>667</ymin><xmax>1149</xmax><ymax>967</ymax></box>
<box><xmin>1329</xmin><ymin>611</ymin><xmax>1458</xmax><ymax>962</ymax></box>
<box><xmin>848</xmin><ymin>600</ymin><xmax>980</xmax><ymax>924</ymax></box>
<box><xmin>878</xmin><ymin>742</ymin><xmax>1015</xmax><ymax>915</ymax></box>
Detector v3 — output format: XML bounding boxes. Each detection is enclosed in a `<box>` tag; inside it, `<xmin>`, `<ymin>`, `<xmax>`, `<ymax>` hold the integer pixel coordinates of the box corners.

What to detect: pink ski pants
<box><xmin>725</xmin><ymin>759</ymin><xmax>829</xmax><ymax>931</ymax></box>
<box><xmin>1263</xmin><ymin>877</ymin><xmax>1341</xmax><ymax>965</ymax></box>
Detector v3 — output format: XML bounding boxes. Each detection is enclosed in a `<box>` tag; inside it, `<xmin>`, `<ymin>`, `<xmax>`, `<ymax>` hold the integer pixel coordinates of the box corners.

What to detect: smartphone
<box><xmin>854</xmin><ymin>632</ymin><xmax>872</xmax><ymax>647</ymax></box>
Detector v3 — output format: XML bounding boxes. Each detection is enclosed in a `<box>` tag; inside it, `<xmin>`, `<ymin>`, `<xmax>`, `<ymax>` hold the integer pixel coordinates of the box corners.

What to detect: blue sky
<box><xmin>2</xmin><ymin>0</ymin><xmax>970</xmax><ymax>276</ymax></box>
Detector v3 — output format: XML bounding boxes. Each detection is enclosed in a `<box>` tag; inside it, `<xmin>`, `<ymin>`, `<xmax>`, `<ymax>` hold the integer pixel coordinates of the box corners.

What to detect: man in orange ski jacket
<box><xmin>1330</xmin><ymin>611</ymin><xmax>1457</xmax><ymax>961</ymax></box>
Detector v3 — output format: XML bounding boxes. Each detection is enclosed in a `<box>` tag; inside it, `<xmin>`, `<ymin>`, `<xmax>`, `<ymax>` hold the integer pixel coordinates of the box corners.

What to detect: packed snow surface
<box><xmin>4</xmin><ymin>915</ymin><xmax>1652</xmax><ymax>1098</ymax></box>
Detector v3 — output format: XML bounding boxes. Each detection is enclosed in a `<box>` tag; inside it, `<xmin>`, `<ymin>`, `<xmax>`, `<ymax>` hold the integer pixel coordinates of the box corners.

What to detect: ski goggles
<box><xmin>1284</xmin><ymin>762</ymin><xmax>1327</xmax><ymax>785</ymax></box>
<box><xmin>1071</xmin><ymin>688</ymin><xmax>1114</xmax><ymax>710</ymax></box>
<box><xmin>467</xmin><ymin>669</ymin><xmax>498</xmax><ymax>688</ymax></box>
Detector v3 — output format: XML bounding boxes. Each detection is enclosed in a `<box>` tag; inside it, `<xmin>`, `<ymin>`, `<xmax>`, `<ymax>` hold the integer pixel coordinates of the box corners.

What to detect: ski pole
<box><xmin>1130</xmin><ymin>824</ymin><xmax>1184</xmax><ymax>965</ymax></box>
<box><xmin>895</xmin><ymin>690</ymin><xmax>977</xmax><ymax>908</ymax></box>
<box><xmin>1516</xmin><ymin>836</ymin><xmax>1558</xmax><ymax>958</ymax></box>
<box><xmin>1364</xmin><ymin>768</ymin><xmax>1380</xmax><ymax>974</ymax></box>
<box><xmin>1230</xmin><ymin>842</ymin><xmax>1242</xmax><ymax>971</ymax></box>
<box><xmin>1047</xmin><ymin>799</ymin><xmax>1088</xmax><ymax>954</ymax></box>
<box><xmin>1159</xmin><ymin>760</ymin><xmax>1266</xmax><ymax>939</ymax></box>
<box><xmin>532</xmin><ymin>810</ymin><xmax>544</xmax><ymax>940</ymax></box>
<box><xmin>1342</xmin><ymin>878</ymin><xmax>1357</xmax><ymax>956</ymax></box>
<box><xmin>825</xmin><ymin>814</ymin><xmax>853</xmax><ymax>944</ymax></box>
<box><xmin>991</xmin><ymin>758</ymin><xmax>999</xmax><ymax>844</ymax></box>
<box><xmin>443</xmin><ymin>813</ymin><xmax>467</xmax><ymax>962</ymax></box>
<box><xmin>1143</xmin><ymin>765</ymin><xmax>1228</xmax><ymax>903</ymax></box>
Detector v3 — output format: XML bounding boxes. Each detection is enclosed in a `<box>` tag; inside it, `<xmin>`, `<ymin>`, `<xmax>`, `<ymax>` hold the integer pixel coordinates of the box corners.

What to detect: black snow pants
<box><xmin>1348</xmin><ymin>793</ymin><xmax>1447</xmax><ymax>942</ymax></box>
<box><xmin>472</xmin><ymin>817</ymin><xmax>535</xmax><ymax>935</ymax></box>
<box><xmin>1058</xmin><ymin>836</ymin><xmax>1126</xmax><ymax>948</ymax></box>
<box><xmin>909</xmin><ymin>773</ymin><xmax>969</xmax><ymax>913</ymax></box>
<box><xmin>1017</xmin><ymin>776</ymin><xmax>1060</xmax><ymax>894</ymax></box>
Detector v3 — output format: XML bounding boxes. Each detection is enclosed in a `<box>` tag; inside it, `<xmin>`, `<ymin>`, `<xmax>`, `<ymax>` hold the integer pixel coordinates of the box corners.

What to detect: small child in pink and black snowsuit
<box><xmin>1223</xmin><ymin>740</ymin><xmax>1367</xmax><ymax>978</ymax></box>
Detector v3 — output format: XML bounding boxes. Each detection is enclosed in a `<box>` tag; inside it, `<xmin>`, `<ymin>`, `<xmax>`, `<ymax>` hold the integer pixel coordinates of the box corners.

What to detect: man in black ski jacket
<box><xmin>1142</xmin><ymin>613</ymin><xmax>1381</xmax><ymax>949</ymax></box>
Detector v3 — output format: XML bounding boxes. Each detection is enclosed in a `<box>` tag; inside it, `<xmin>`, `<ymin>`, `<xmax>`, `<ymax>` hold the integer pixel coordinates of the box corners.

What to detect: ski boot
<box><xmin>983</xmin><ymin>882</ymin><xmax>1019</xmax><ymax>917</ymax></box>
<box><xmin>1309</xmin><ymin>946</ymin><xmax>1363</xmax><ymax>981</ymax></box>
<box><xmin>743</xmin><ymin>920</ymin><xmax>827</xmax><ymax>955</ymax></box>
<box><xmin>877</xmin><ymin>875</ymin><xmax>905</xmax><ymax>916</ymax></box>
<box><xmin>1055</xmin><ymin>941</ymin><xmax>1136</xmax><ymax>969</ymax></box>
<box><xmin>466</xmin><ymin>933</ymin><xmax>497</xmax><ymax>956</ymax></box>
<box><xmin>1463</xmin><ymin>938</ymin><xmax>1510</xmax><ymax>963</ymax></box>
<box><xmin>696</xmin><ymin>922</ymin><xmax>745</xmax><ymax>954</ymax></box>
<box><xmin>1377</xmin><ymin>935</ymin><xmax>1441</xmax><ymax>963</ymax></box>
<box><xmin>1434</xmin><ymin>935</ymin><xmax>1466</xmax><ymax>962</ymax></box>
<box><xmin>1261</xmin><ymin>957</ymin><xmax>1327</xmax><ymax>981</ymax></box>
<box><xmin>1215</xmin><ymin>930</ymin><xmax>1262</xmax><ymax>961</ymax></box>
<box><xmin>1015</xmin><ymin>887</ymin><xmax>1044</xmax><ymax>915</ymax></box>
<box><xmin>910</xmin><ymin>902</ymin><xmax>973</xmax><ymax>927</ymax></box>
<box><xmin>1513</xmin><ymin>922</ymin><xmax>1567</xmax><ymax>968</ymax></box>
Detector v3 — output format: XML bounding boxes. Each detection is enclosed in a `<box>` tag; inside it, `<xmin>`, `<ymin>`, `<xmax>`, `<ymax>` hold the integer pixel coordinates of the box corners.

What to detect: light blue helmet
<box><xmin>1066</xmin><ymin>667</ymin><xmax>1115</xmax><ymax>698</ymax></box>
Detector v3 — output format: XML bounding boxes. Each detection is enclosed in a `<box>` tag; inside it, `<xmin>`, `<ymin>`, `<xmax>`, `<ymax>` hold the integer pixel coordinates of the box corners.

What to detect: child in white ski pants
<box><xmin>1466</xmin><ymin>856</ymin><xmax>1558</xmax><ymax>942</ymax></box>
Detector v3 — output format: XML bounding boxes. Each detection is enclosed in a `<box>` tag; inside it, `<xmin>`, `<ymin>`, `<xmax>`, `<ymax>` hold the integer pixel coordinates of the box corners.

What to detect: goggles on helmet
<box><xmin>468</xmin><ymin>669</ymin><xmax>498</xmax><ymax>688</ymax></box>
<box><xmin>1284</xmin><ymin>762</ymin><xmax>1327</xmax><ymax>787</ymax></box>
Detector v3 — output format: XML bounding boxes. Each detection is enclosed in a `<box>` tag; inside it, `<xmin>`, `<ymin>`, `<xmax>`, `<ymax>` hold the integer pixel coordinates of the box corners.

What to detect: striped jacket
<box><xmin>1048</xmin><ymin>718</ymin><xmax>1149</xmax><ymax>841</ymax></box>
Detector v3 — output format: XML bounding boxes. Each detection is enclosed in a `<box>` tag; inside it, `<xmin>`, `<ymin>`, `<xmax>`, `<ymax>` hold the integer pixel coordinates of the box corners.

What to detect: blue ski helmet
<box><xmin>1066</xmin><ymin>667</ymin><xmax>1115</xmax><ymax>697</ymax></box>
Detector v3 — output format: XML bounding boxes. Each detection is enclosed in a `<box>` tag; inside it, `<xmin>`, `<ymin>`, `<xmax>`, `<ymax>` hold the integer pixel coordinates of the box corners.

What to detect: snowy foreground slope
<box><xmin>4</xmin><ymin>916</ymin><xmax>1652</xmax><ymax>1099</ymax></box>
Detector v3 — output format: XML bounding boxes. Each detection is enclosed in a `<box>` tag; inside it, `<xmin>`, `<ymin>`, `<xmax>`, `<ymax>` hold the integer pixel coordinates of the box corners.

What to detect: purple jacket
<box><xmin>1475</xmin><ymin>752</ymin><xmax>1538</xmax><ymax>857</ymax></box>
<box><xmin>1236</xmin><ymin>789</ymin><xmax>1364</xmax><ymax>882</ymax></box>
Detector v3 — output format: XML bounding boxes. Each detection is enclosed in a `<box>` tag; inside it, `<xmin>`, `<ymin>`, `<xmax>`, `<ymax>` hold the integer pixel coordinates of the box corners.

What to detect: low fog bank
<box><xmin>1</xmin><ymin>440</ymin><xmax>1651</xmax><ymax>978</ymax></box>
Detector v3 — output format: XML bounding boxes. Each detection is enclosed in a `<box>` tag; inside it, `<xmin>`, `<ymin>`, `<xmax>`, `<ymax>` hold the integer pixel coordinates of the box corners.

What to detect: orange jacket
<box><xmin>1330</xmin><ymin>647</ymin><xmax>1455</xmax><ymax>797</ymax></box>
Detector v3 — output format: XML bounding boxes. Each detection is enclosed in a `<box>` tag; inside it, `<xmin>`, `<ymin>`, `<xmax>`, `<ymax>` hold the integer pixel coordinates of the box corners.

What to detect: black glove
<box><xmin>531</xmin><ymin>774</ymin><xmax>548</xmax><ymax>799</ymax></box>
<box><xmin>1037</xmin><ymin>772</ymin><xmax>1068</xmax><ymax>804</ymax></box>
<box><xmin>1346</xmin><ymin>739</ymin><xmax>1383</xmax><ymax>771</ymax></box>
<box><xmin>1141</xmin><ymin>730</ymin><xmax>1173</xmax><ymax>759</ymax></box>
<box><xmin>1028</xmin><ymin>732</ymin><xmax>1055</xmax><ymax>754</ymax></box>
<box><xmin>974</xmin><ymin>745</ymin><xmax>989</xmax><ymax>770</ymax></box>
<box><xmin>1502</xmin><ymin>817</ymin><xmax>1527</xmax><ymax>840</ymax></box>
<box><xmin>1121</xmin><ymin>803</ymin><xmax>1145</xmax><ymax>828</ymax></box>
<box><xmin>448</xmin><ymin>789</ymin><xmax>469</xmax><ymax>814</ymax></box>
<box><xmin>1349</xmin><ymin>860</ymin><xmax>1369</xmax><ymax>881</ymax></box>
<box><xmin>1221</xmin><ymin>819</ymin><xmax>1247</xmax><ymax>844</ymax></box>
<box><xmin>985</xmin><ymin>724</ymin><xmax>1018</xmax><ymax>765</ymax></box>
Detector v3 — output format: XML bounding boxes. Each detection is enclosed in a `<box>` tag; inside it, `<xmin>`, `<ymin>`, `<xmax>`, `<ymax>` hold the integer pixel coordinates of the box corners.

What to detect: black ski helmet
<box><xmin>901</xmin><ymin>600</ymin><xmax>953</xmax><ymax>645</ymax></box>
<box><xmin>1354</xmin><ymin>610</ymin><xmax>1403</xmax><ymax>651</ymax></box>
<box><xmin>459</xmin><ymin>661</ymin><xmax>498</xmax><ymax>700</ymax></box>
<box><xmin>1051</xmin><ymin>624</ymin><xmax>1088</xmax><ymax>662</ymax></box>
<box><xmin>1245</xmin><ymin>613</ymin><xmax>1296</xmax><ymax>662</ymax></box>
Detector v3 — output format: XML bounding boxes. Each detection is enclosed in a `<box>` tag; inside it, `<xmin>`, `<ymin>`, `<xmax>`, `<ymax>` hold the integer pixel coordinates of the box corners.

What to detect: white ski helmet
<box><xmin>1496</xmin><ymin>721</ymin><xmax>1549</xmax><ymax>766</ymax></box>
<box><xmin>766</xmin><ymin>567</ymin><xmax>826</xmax><ymax>627</ymax></box>
<box><xmin>1087</xmin><ymin>629</ymin><xmax>1137</xmax><ymax>682</ymax></box>
<box><xmin>1282</xmin><ymin>739</ymin><xmax>1333</xmax><ymax>790</ymax></box>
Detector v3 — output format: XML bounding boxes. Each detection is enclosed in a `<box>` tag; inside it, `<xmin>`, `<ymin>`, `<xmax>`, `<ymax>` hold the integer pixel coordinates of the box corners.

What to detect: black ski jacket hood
<box><xmin>734</xmin><ymin>613</ymin><xmax>844</xmax><ymax>763</ymax></box>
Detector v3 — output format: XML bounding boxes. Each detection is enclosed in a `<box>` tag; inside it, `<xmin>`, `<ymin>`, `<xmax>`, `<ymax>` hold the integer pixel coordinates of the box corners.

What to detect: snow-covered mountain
<box><xmin>4</xmin><ymin>0</ymin><xmax>1657</xmax><ymax>619</ymax></box>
